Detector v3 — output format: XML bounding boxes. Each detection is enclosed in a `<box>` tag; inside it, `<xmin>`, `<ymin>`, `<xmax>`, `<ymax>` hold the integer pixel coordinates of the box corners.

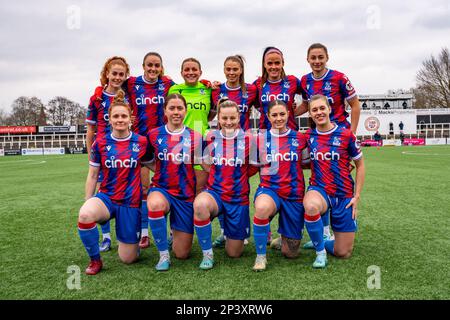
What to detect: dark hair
<box><xmin>267</xmin><ymin>99</ymin><xmax>288</xmax><ymax>114</ymax></box>
<box><xmin>164</xmin><ymin>93</ymin><xmax>187</xmax><ymax>109</ymax></box>
<box><xmin>142</xmin><ymin>52</ymin><xmax>165</xmax><ymax>78</ymax></box>
<box><xmin>261</xmin><ymin>46</ymin><xmax>286</xmax><ymax>87</ymax></box>
<box><xmin>224</xmin><ymin>55</ymin><xmax>247</xmax><ymax>95</ymax></box>
<box><xmin>217</xmin><ymin>97</ymin><xmax>240</xmax><ymax>115</ymax></box>
<box><xmin>307</xmin><ymin>43</ymin><xmax>329</xmax><ymax>59</ymax></box>
<box><xmin>109</xmin><ymin>89</ymin><xmax>131</xmax><ymax>117</ymax></box>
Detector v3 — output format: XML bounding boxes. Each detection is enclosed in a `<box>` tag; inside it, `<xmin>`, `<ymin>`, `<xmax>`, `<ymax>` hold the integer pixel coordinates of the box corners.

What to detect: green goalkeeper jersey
<box><xmin>168</xmin><ymin>82</ymin><xmax>212</xmax><ymax>136</ymax></box>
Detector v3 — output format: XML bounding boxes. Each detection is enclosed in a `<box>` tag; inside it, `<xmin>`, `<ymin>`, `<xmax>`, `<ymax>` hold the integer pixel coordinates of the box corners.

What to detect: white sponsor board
<box><xmin>22</xmin><ymin>148</ymin><xmax>43</xmax><ymax>156</ymax></box>
<box><xmin>355</xmin><ymin>109</ymin><xmax>417</xmax><ymax>136</ymax></box>
<box><xmin>425</xmin><ymin>138</ymin><xmax>447</xmax><ymax>145</ymax></box>
<box><xmin>44</xmin><ymin>148</ymin><xmax>65</xmax><ymax>155</ymax></box>
<box><xmin>22</xmin><ymin>148</ymin><xmax>65</xmax><ymax>156</ymax></box>
<box><xmin>0</xmin><ymin>149</ymin><xmax>4</xmax><ymax>157</ymax></box>
<box><xmin>383</xmin><ymin>139</ymin><xmax>397</xmax><ymax>146</ymax></box>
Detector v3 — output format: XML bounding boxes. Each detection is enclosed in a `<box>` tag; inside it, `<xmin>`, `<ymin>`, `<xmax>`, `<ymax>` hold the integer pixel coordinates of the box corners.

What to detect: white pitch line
<box><xmin>401</xmin><ymin>151</ymin><xmax>450</xmax><ymax>156</ymax></box>
<box><xmin>26</xmin><ymin>160</ymin><xmax>47</xmax><ymax>165</ymax></box>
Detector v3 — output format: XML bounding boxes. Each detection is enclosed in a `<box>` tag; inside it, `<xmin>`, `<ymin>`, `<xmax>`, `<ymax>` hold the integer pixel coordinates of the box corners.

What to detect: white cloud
<box><xmin>0</xmin><ymin>0</ymin><xmax>449</xmax><ymax>112</ymax></box>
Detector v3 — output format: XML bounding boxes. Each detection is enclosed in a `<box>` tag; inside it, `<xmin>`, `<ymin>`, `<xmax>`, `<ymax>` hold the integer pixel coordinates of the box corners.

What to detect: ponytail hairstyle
<box><xmin>261</xmin><ymin>46</ymin><xmax>286</xmax><ymax>88</ymax></box>
<box><xmin>108</xmin><ymin>89</ymin><xmax>132</xmax><ymax>118</ymax></box>
<box><xmin>224</xmin><ymin>54</ymin><xmax>247</xmax><ymax>95</ymax></box>
<box><xmin>307</xmin><ymin>94</ymin><xmax>331</xmax><ymax>129</ymax></box>
<box><xmin>217</xmin><ymin>97</ymin><xmax>240</xmax><ymax>115</ymax></box>
<box><xmin>100</xmin><ymin>56</ymin><xmax>130</xmax><ymax>87</ymax></box>
<box><xmin>307</xmin><ymin>43</ymin><xmax>329</xmax><ymax>59</ymax></box>
<box><xmin>142</xmin><ymin>52</ymin><xmax>165</xmax><ymax>78</ymax></box>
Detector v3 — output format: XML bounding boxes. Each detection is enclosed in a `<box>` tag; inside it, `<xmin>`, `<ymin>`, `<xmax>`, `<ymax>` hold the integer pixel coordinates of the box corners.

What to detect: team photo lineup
<box><xmin>78</xmin><ymin>43</ymin><xmax>365</xmax><ymax>275</ymax></box>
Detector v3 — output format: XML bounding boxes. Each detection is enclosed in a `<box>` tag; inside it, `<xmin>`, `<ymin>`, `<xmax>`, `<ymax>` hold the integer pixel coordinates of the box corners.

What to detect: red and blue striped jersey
<box><xmin>86</xmin><ymin>91</ymin><xmax>126</xmax><ymax>139</ymax></box>
<box><xmin>253</xmin><ymin>75</ymin><xmax>303</xmax><ymax>131</ymax></box>
<box><xmin>301</xmin><ymin>69</ymin><xmax>357</xmax><ymax>127</ymax></box>
<box><xmin>306</xmin><ymin>125</ymin><xmax>362</xmax><ymax>198</ymax></box>
<box><xmin>127</xmin><ymin>75</ymin><xmax>175</xmax><ymax>136</ymax></box>
<box><xmin>204</xmin><ymin>129</ymin><xmax>256</xmax><ymax>205</ymax></box>
<box><xmin>89</xmin><ymin>132</ymin><xmax>151</xmax><ymax>207</ymax></box>
<box><xmin>212</xmin><ymin>83</ymin><xmax>258</xmax><ymax>131</ymax></box>
<box><xmin>147</xmin><ymin>125</ymin><xmax>203</xmax><ymax>202</ymax></box>
<box><xmin>257</xmin><ymin>129</ymin><xmax>308</xmax><ymax>201</ymax></box>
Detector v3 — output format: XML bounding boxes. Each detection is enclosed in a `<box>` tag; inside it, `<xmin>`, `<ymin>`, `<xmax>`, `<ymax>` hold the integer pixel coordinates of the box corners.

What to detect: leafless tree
<box><xmin>415</xmin><ymin>47</ymin><xmax>450</xmax><ymax>108</ymax></box>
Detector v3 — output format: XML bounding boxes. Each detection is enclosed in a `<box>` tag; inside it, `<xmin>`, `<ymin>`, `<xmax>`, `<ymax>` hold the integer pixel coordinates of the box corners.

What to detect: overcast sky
<box><xmin>0</xmin><ymin>0</ymin><xmax>449</xmax><ymax>113</ymax></box>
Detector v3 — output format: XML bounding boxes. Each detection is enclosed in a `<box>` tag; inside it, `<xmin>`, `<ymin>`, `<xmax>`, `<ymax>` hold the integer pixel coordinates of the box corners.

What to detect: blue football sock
<box><xmin>218</xmin><ymin>214</ymin><xmax>225</xmax><ymax>232</ymax></box>
<box><xmin>322</xmin><ymin>209</ymin><xmax>330</xmax><ymax>227</ymax></box>
<box><xmin>324</xmin><ymin>240</ymin><xmax>335</xmax><ymax>255</ymax></box>
<box><xmin>78</xmin><ymin>222</ymin><xmax>100</xmax><ymax>261</ymax></box>
<box><xmin>100</xmin><ymin>220</ymin><xmax>110</xmax><ymax>234</ymax></box>
<box><xmin>253</xmin><ymin>218</ymin><xmax>270</xmax><ymax>255</ymax></box>
<box><xmin>305</xmin><ymin>214</ymin><xmax>325</xmax><ymax>252</ymax></box>
<box><xmin>148</xmin><ymin>211</ymin><xmax>168</xmax><ymax>252</ymax></box>
<box><xmin>195</xmin><ymin>219</ymin><xmax>213</xmax><ymax>251</ymax></box>
<box><xmin>141</xmin><ymin>200</ymin><xmax>149</xmax><ymax>232</ymax></box>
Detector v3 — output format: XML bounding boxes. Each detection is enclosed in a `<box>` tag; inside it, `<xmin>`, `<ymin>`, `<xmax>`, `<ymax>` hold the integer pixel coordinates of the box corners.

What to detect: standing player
<box><xmin>193</xmin><ymin>98</ymin><xmax>257</xmax><ymax>270</ymax></box>
<box><xmin>254</xmin><ymin>46</ymin><xmax>304</xmax><ymax>131</ymax></box>
<box><xmin>78</xmin><ymin>90</ymin><xmax>151</xmax><ymax>275</ymax></box>
<box><xmin>252</xmin><ymin>100</ymin><xmax>308</xmax><ymax>271</ymax></box>
<box><xmin>145</xmin><ymin>94</ymin><xmax>203</xmax><ymax>271</ymax></box>
<box><xmin>168</xmin><ymin>58</ymin><xmax>215</xmax><ymax>195</ymax></box>
<box><xmin>297</xmin><ymin>43</ymin><xmax>361</xmax><ymax>249</ymax></box>
<box><xmin>254</xmin><ymin>47</ymin><xmax>305</xmax><ymax>245</ymax></box>
<box><xmin>125</xmin><ymin>52</ymin><xmax>175</xmax><ymax>249</ymax></box>
<box><xmin>210</xmin><ymin>55</ymin><xmax>258</xmax><ymax>248</ymax></box>
<box><xmin>86</xmin><ymin>56</ymin><xmax>130</xmax><ymax>252</ymax></box>
<box><xmin>303</xmin><ymin>94</ymin><xmax>365</xmax><ymax>268</ymax></box>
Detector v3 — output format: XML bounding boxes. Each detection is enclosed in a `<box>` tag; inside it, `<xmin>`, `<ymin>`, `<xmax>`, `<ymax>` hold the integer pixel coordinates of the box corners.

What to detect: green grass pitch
<box><xmin>0</xmin><ymin>145</ymin><xmax>449</xmax><ymax>299</ymax></box>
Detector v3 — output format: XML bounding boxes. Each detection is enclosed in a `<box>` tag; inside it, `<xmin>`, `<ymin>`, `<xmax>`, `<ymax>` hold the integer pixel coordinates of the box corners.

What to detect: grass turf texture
<box><xmin>0</xmin><ymin>146</ymin><xmax>449</xmax><ymax>299</ymax></box>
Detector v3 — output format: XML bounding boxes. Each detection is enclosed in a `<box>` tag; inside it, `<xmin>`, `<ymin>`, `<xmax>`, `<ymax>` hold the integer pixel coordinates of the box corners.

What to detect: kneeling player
<box><xmin>145</xmin><ymin>94</ymin><xmax>204</xmax><ymax>271</ymax></box>
<box><xmin>77</xmin><ymin>91</ymin><xmax>151</xmax><ymax>275</ymax></box>
<box><xmin>252</xmin><ymin>100</ymin><xmax>308</xmax><ymax>271</ymax></box>
<box><xmin>303</xmin><ymin>94</ymin><xmax>365</xmax><ymax>268</ymax></box>
<box><xmin>193</xmin><ymin>98</ymin><xmax>257</xmax><ymax>270</ymax></box>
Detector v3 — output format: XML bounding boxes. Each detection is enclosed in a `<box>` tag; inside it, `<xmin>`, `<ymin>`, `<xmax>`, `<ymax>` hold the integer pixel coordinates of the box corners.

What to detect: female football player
<box><xmin>85</xmin><ymin>56</ymin><xmax>130</xmax><ymax>253</ymax></box>
<box><xmin>78</xmin><ymin>90</ymin><xmax>150</xmax><ymax>275</ymax></box>
<box><xmin>303</xmin><ymin>94</ymin><xmax>365</xmax><ymax>268</ymax></box>
<box><xmin>145</xmin><ymin>93</ymin><xmax>203</xmax><ymax>271</ymax></box>
<box><xmin>296</xmin><ymin>43</ymin><xmax>361</xmax><ymax>250</ymax></box>
<box><xmin>210</xmin><ymin>55</ymin><xmax>258</xmax><ymax>248</ymax></box>
<box><xmin>252</xmin><ymin>100</ymin><xmax>308</xmax><ymax>271</ymax></box>
<box><xmin>193</xmin><ymin>98</ymin><xmax>257</xmax><ymax>270</ymax></box>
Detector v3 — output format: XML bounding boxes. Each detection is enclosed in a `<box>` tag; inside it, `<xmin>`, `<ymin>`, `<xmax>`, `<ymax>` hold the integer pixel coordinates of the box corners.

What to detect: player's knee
<box><xmin>303</xmin><ymin>201</ymin><xmax>320</xmax><ymax>216</ymax></box>
<box><xmin>119</xmin><ymin>251</ymin><xmax>138</xmax><ymax>264</ymax></box>
<box><xmin>281</xmin><ymin>242</ymin><xmax>300</xmax><ymax>259</ymax></box>
<box><xmin>147</xmin><ymin>199</ymin><xmax>166</xmax><ymax>212</ymax></box>
<box><xmin>226</xmin><ymin>247</ymin><xmax>243</xmax><ymax>258</ymax></box>
<box><xmin>335</xmin><ymin>247</ymin><xmax>353</xmax><ymax>259</ymax></box>
<box><xmin>193</xmin><ymin>200</ymin><xmax>210</xmax><ymax>220</ymax></box>
<box><xmin>254</xmin><ymin>204</ymin><xmax>271</xmax><ymax>219</ymax></box>
<box><xmin>78</xmin><ymin>210</ymin><xmax>95</xmax><ymax>223</ymax></box>
<box><xmin>173</xmin><ymin>250</ymin><xmax>190</xmax><ymax>260</ymax></box>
